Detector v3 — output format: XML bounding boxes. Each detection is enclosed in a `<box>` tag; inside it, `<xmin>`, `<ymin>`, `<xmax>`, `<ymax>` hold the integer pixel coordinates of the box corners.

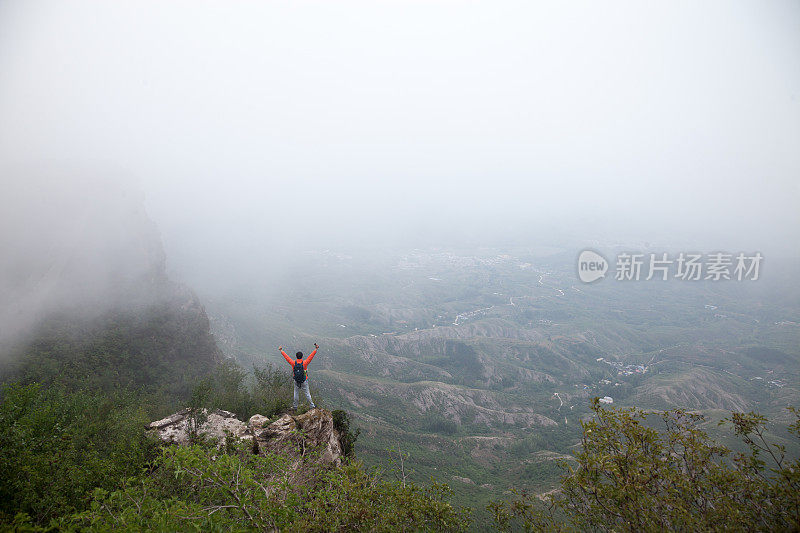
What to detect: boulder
<box><xmin>248</xmin><ymin>414</ymin><xmax>270</xmax><ymax>433</ymax></box>
<box><xmin>147</xmin><ymin>408</ymin><xmax>249</xmax><ymax>446</ymax></box>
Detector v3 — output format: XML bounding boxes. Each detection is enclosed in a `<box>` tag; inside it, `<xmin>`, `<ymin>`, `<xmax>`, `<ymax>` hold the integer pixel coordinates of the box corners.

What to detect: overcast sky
<box><xmin>1</xmin><ymin>0</ymin><xmax>798</xmax><ymax>283</ymax></box>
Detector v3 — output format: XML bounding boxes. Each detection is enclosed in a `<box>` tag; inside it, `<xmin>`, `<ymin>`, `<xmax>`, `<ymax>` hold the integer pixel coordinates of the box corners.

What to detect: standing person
<box><xmin>279</xmin><ymin>343</ymin><xmax>318</xmax><ymax>410</ymax></box>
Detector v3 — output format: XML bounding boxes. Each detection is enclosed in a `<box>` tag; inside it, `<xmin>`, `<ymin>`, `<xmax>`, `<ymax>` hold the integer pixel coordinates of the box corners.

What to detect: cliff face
<box><xmin>0</xmin><ymin>168</ymin><xmax>221</xmax><ymax>391</ymax></box>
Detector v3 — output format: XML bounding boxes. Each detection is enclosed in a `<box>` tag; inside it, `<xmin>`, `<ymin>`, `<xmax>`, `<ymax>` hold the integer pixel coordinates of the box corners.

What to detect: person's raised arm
<box><xmin>279</xmin><ymin>346</ymin><xmax>293</xmax><ymax>365</ymax></box>
<box><xmin>304</xmin><ymin>343</ymin><xmax>318</xmax><ymax>369</ymax></box>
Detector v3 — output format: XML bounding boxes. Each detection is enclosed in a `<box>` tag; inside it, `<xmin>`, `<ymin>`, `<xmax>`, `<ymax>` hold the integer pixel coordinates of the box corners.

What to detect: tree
<box><xmin>490</xmin><ymin>399</ymin><xmax>800</xmax><ymax>532</ymax></box>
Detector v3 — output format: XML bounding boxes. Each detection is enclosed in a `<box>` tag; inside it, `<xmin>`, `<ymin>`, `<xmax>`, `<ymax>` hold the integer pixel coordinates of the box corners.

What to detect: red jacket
<box><xmin>281</xmin><ymin>348</ymin><xmax>317</xmax><ymax>372</ymax></box>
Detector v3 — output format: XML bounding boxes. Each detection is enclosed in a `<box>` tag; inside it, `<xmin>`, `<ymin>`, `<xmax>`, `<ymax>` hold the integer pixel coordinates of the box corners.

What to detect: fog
<box><xmin>1</xmin><ymin>1</ymin><xmax>799</xmax><ymax>295</ymax></box>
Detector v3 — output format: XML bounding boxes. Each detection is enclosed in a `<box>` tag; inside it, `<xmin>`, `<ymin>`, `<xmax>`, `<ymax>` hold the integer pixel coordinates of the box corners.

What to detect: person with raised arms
<box><xmin>279</xmin><ymin>343</ymin><xmax>318</xmax><ymax>410</ymax></box>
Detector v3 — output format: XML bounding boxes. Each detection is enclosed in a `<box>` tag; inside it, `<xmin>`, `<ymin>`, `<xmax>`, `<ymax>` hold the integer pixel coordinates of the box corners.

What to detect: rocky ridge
<box><xmin>148</xmin><ymin>408</ymin><xmax>345</xmax><ymax>466</ymax></box>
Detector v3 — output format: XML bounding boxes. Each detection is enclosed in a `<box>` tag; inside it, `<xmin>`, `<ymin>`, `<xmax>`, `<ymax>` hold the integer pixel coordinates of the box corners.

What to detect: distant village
<box><xmin>571</xmin><ymin>357</ymin><xmax>651</xmax><ymax>405</ymax></box>
<box><xmin>596</xmin><ymin>357</ymin><xmax>648</xmax><ymax>376</ymax></box>
<box><xmin>750</xmin><ymin>376</ymin><xmax>786</xmax><ymax>388</ymax></box>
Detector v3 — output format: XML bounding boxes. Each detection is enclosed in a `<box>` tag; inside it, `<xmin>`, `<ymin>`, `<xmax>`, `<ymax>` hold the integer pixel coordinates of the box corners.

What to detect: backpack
<box><xmin>293</xmin><ymin>360</ymin><xmax>306</xmax><ymax>384</ymax></box>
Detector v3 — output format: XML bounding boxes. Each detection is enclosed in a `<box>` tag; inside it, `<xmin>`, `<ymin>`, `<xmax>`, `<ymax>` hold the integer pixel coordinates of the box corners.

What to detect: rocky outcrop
<box><xmin>253</xmin><ymin>409</ymin><xmax>344</xmax><ymax>466</ymax></box>
<box><xmin>148</xmin><ymin>408</ymin><xmax>344</xmax><ymax>466</ymax></box>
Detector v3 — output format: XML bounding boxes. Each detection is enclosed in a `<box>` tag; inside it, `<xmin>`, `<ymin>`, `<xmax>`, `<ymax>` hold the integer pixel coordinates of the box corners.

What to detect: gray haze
<box><xmin>1</xmin><ymin>1</ymin><xmax>799</xmax><ymax>293</ymax></box>
<box><xmin>0</xmin><ymin>166</ymin><xmax>172</xmax><ymax>344</ymax></box>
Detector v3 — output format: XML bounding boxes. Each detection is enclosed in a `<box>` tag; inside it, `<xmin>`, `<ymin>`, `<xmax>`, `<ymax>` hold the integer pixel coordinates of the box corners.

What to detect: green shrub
<box><xmin>490</xmin><ymin>399</ymin><xmax>800</xmax><ymax>532</ymax></box>
<box><xmin>332</xmin><ymin>409</ymin><xmax>360</xmax><ymax>457</ymax></box>
<box><xmin>60</xmin><ymin>442</ymin><xmax>471</xmax><ymax>532</ymax></box>
<box><xmin>0</xmin><ymin>383</ymin><xmax>158</xmax><ymax>525</ymax></box>
<box><xmin>188</xmin><ymin>362</ymin><xmax>294</xmax><ymax>421</ymax></box>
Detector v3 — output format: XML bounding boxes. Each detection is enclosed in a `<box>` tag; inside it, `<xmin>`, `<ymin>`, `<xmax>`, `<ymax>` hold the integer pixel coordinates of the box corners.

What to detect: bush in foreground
<box><xmin>491</xmin><ymin>399</ymin><xmax>800</xmax><ymax>532</ymax></box>
<box><xmin>55</xmin><ymin>442</ymin><xmax>471</xmax><ymax>532</ymax></box>
<box><xmin>0</xmin><ymin>383</ymin><xmax>158</xmax><ymax>525</ymax></box>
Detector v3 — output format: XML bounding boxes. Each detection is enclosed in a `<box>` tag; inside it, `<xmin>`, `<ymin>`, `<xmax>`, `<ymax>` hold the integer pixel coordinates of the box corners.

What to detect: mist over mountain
<box><xmin>0</xmin><ymin>167</ymin><xmax>160</xmax><ymax>340</ymax></box>
<box><xmin>1</xmin><ymin>1</ymin><xmax>799</xmax><ymax>530</ymax></box>
<box><xmin>0</xmin><ymin>165</ymin><xmax>221</xmax><ymax>393</ymax></box>
<box><xmin>2</xmin><ymin>1</ymin><xmax>798</xmax><ymax>297</ymax></box>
